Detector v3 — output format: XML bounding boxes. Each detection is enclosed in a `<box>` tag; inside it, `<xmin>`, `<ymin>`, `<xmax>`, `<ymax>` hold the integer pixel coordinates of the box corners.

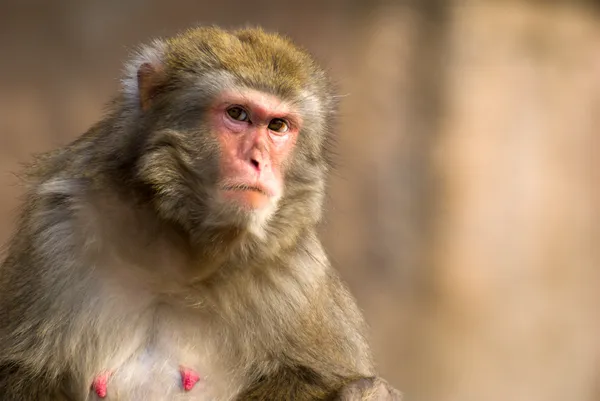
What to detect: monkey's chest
<box><xmin>90</xmin><ymin>345</ymin><xmax>242</xmax><ymax>401</ymax></box>
<box><xmin>86</xmin><ymin>309</ymin><xmax>246</xmax><ymax>401</ymax></box>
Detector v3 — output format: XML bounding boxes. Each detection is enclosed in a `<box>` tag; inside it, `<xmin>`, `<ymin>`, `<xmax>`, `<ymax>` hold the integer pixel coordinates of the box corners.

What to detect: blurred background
<box><xmin>0</xmin><ymin>0</ymin><xmax>598</xmax><ymax>400</ymax></box>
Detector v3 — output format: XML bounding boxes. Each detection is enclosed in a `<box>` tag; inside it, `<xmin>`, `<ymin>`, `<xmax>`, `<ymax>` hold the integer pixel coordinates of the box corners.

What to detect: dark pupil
<box><xmin>270</xmin><ymin>120</ymin><xmax>283</xmax><ymax>130</ymax></box>
<box><xmin>229</xmin><ymin>107</ymin><xmax>243</xmax><ymax>119</ymax></box>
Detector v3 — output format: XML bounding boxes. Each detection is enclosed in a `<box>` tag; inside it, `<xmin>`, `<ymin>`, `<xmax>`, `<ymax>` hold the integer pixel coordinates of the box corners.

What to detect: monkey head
<box><xmin>123</xmin><ymin>27</ymin><xmax>336</xmax><ymax>241</ymax></box>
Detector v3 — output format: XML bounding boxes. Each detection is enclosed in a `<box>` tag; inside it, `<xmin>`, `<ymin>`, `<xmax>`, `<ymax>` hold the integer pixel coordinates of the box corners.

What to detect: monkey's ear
<box><xmin>137</xmin><ymin>62</ymin><xmax>165</xmax><ymax>112</ymax></box>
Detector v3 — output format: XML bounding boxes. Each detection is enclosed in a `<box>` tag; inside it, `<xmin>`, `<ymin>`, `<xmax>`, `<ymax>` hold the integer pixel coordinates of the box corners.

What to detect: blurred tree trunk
<box><xmin>424</xmin><ymin>2</ymin><xmax>600</xmax><ymax>401</ymax></box>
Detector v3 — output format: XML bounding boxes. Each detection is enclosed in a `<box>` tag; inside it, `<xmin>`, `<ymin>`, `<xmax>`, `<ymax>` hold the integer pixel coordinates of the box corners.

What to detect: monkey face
<box><xmin>187</xmin><ymin>88</ymin><xmax>301</xmax><ymax>236</ymax></box>
<box><xmin>210</xmin><ymin>89</ymin><xmax>299</xmax><ymax>212</ymax></box>
<box><xmin>131</xmin><ymin>27</ymin><xmax>336</xmax><ymax>241</ymax></box>
<box><xmin>135</xmin><ymin>86</ymin><xmax>301</xmax><ymax>237</ymax></box>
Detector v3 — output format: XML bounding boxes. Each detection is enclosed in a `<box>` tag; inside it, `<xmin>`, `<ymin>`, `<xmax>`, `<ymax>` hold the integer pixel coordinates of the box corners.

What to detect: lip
<box><xmin>219</xmin><ymin>183</ymin><xmax>274</xmax><ymax>210</ymax></box>
<box><xmin>220</xmin><ymin>183</ymin><xmax>273</xmax><ymax>197</ymax></box>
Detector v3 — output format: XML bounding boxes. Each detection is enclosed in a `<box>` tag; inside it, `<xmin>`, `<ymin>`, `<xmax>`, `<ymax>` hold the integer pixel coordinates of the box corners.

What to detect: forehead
<box><xmin>215</xmin><ymin>89</ymin><xmax>290</xmax><ymax>111</ymax></box>
<box><xmin>165</xmin><ymin>28</ymin><xmax>316</xmax><ymax>99</ymax></box>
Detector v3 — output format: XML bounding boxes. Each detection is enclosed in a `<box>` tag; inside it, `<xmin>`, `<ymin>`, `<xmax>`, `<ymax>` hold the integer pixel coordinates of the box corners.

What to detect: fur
<box><xmin>0</xmin><ymin>26</ymin><xmax>398</xmax><ymax>401</ymax></box>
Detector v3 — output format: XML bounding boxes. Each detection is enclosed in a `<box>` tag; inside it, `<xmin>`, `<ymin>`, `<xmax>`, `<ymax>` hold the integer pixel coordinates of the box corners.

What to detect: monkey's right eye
<box><xmin>226</xmin><ymin>106</ymin><xmax>249</xmax><ymax>122</ymax></box>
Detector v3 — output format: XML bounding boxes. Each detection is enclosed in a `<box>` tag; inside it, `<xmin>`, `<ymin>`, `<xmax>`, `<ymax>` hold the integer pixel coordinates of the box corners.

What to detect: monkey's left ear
<box><xmin>137</xmin><ymin>62</ymin><xmax>165</xmax><ymax>112</ymax></box>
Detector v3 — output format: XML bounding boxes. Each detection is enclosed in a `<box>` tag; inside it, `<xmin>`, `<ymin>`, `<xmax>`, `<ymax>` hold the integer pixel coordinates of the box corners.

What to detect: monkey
<box><xmin>0</xmin><ymin>26</ymin><xmax>401</xmax><ymax>401</ymax></box>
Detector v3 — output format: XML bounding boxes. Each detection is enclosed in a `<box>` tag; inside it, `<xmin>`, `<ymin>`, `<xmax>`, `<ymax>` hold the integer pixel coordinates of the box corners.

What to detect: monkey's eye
<box><xmin>268</xmin><ymin>118</ymin><xmax>289</xmax><ymax>134</ymax></box>
<box><xmin>226</xmin><ymin>106</ymin><xmax>249</xmax><ymax>122</ymax></box>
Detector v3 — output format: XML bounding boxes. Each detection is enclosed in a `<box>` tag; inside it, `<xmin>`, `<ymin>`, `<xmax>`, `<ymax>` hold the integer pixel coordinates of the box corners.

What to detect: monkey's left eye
<box><xmin>268</xmin><ymin>119</ymin><xmax>289</xmax><ymax>134</ymax></box>
<box><xmin>226</xmin><ymin>106</ymin><xmax>249</xmax><ymax>122</ymax></box>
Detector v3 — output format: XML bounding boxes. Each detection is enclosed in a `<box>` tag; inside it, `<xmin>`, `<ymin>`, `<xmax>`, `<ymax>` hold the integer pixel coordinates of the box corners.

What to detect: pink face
<box><xmin>209</xmin><ymin>89</ymin><xmax>301</xmax><ymax>210</ymax></box>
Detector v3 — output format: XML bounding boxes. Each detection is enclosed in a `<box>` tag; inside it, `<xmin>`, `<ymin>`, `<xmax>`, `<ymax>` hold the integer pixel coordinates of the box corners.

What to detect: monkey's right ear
<box><xmin>137</xmin><ymin>62</ymin><xmax>165</xmax><ymax>112</ymax></box>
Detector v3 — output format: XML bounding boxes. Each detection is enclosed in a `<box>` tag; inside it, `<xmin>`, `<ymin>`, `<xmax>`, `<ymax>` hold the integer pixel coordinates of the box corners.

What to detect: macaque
<box><xmin>0</xmin><ymin>26</ymin><xmax>401</xmax><ymax>400</ymax></box>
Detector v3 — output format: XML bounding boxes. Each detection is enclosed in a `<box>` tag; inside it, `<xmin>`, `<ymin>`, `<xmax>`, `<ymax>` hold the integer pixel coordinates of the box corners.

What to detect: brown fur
<box><xmin>0</xmin><ymin>26</ymin><xmax>400</xmax><ymax>400</ymax></box>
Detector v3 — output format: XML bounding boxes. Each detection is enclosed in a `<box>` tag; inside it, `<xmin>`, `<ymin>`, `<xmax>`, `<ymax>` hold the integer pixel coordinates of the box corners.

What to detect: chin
<box><xmin>204</xmin><ymin>191</ymin><xmax>280</xmax><ymax>239</ymax></box>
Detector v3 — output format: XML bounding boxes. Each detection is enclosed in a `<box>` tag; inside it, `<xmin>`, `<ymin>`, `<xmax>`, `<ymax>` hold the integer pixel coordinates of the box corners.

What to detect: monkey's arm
<box><xmin>237</xmin><ymin>368</ymin><xmax>400</xmax><ymax>401</ymax></box>
<box><xmin>0</xmin><ymin>187</ymin><xmax>92</xmax><ymax>401</ymax></box>
<box><xmin>334</xmin><ymin>377</ymin><xmax>402</xmax><ymax>401</ymax></box>
<box><xmin>237</xmin><ymin>270</ymin><xmax>400</xmax><ymax>401</ymax></box>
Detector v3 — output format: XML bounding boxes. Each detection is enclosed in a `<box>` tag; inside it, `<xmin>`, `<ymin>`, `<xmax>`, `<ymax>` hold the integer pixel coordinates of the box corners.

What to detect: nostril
<box><xmin>250</xmin><ymin>158</ymin><xmax>260</xmax><ymax>170</ymax></box>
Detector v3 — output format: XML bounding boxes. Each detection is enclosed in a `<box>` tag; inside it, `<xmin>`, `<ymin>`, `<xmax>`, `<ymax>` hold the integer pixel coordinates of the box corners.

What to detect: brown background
<box><xmin>0</xmin><ymin>1</ymin><xmax>598</xmax><ymax>400</ymax></box>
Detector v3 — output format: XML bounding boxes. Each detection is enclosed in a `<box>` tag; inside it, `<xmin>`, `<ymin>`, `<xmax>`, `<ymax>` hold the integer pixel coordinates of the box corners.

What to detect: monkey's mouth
<box><xmin>219</xmin><ymin>183</ymin><xmax>273</xmax><ymax>210</ymax></box>
<box><xmin>220</xmin><ymin>184</ymin><xmax>269</xmax><ymax>196</ymax></box>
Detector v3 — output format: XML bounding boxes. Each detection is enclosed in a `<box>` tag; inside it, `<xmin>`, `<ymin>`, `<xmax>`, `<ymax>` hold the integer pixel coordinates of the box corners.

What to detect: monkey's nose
<box><xmin>250</xmin><ymin>156</ymin><xmax>269</xmax><ymax>173</ymax></box>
